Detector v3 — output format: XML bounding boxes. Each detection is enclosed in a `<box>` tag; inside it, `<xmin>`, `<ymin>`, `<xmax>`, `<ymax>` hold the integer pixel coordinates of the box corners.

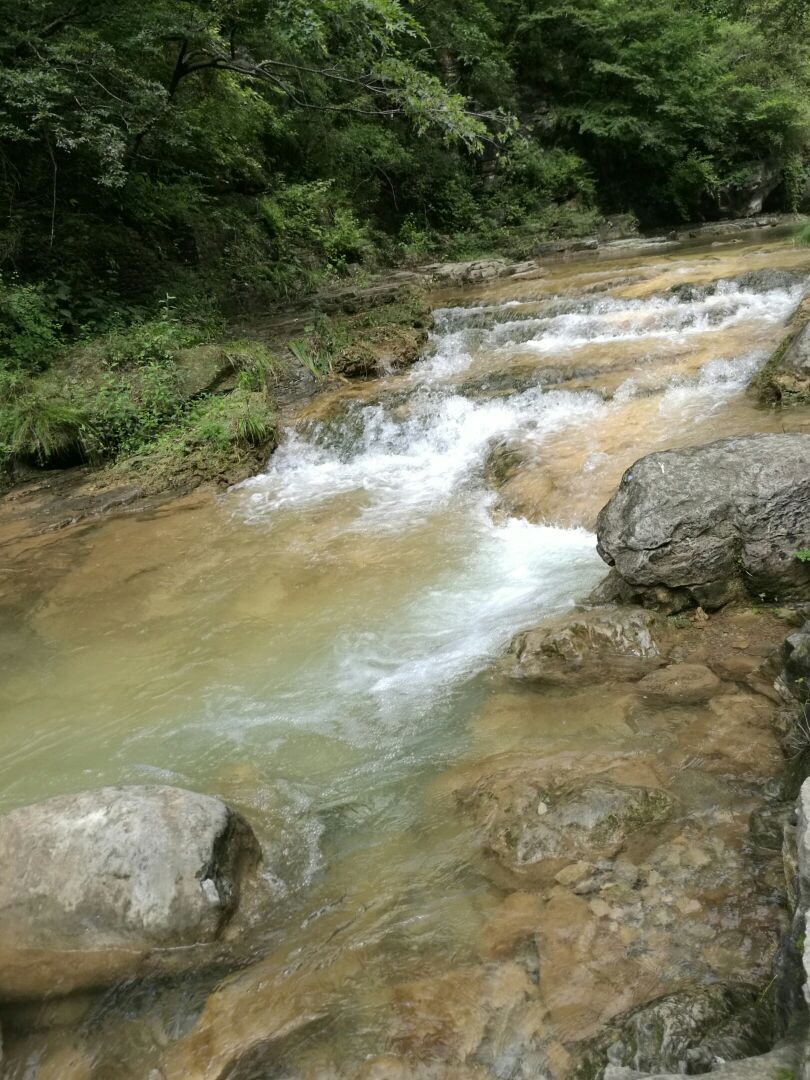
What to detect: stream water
<box><xmin>3</xmin><ymin>230</ymin><xmax>810</xmax><ymax>1078</ymax></box>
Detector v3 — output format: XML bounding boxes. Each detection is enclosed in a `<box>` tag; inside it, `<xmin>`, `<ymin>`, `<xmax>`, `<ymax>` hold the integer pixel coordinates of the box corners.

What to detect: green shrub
<box><xmin>258</xmin><ymin>181</ymin><xmax>369</xmax><ymax>274</ymax></box>
<box><xmin>0</xmin><ymin>275</ymin><xmax>61</xmax><ymax>374</ymax></box>
<box><xmin>0</xmin><ymin>389</ymin><xmax>93</xmax><ymax>467</ymax></box>
<box><xmin>110</xmin><ymin>388</ymin><xmax>278</xmax><ymax>492</ymax></box>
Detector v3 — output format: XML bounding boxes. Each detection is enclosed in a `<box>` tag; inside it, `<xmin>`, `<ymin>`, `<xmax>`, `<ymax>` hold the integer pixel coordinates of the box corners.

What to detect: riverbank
<box><xmin>2</xmin><ymin>213</ymin><xmax>804</xmax><ymax>532</ymax></box>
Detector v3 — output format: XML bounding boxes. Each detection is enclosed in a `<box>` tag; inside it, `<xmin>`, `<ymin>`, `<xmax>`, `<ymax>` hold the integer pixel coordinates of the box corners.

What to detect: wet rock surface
<box><xmin>636</xmin><ymin>662</ymin><xmax>722</xmax><ymax>704</ymax></box>
<box><xmin>0</xmin><ymin>785</ymin><xmax>263</xmax><ymax>1001</ymax></box>
<box><xmin>754</xmin><ymin>292</ymin><xmax>810</xmax><ymax>406</ymax></box>
<box><xmin>3</xmin><ymin>235</ymin><xmax>810</xmax><ymax>1078</ymax></box>
<box><xmin>575</xmin><ymin>983</ymin><xmax>775</xmax><ymax>1077</ymax></box>
<box><xmin>457</xmin><ymin>771</ymin><xmax>673</xmax><ymax>883</ymax></box>
<box><xmin>603</xmin><ymin>1043</ymin><xmax>799</xmax><ymax>1079</ymax></box>
<box><xmin>778</xmin><ymin>620</ymin><xmax>810</xmax><ymax>708</ymax></box>
<box><xmin>507</xmin><ymin>606</ymin><xmax>674</xmax><ymax>686</ymax></box>
<box><xmin>596</xmin><ymin>434</ymin><xmax>810</xmax><ymax>610</ymax></box>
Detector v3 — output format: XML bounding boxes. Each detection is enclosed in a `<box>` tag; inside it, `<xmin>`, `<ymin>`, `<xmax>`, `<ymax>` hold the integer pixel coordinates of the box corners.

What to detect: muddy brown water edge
<box><xmin>2</xmin><ymin>229</ymin><xmax>810</xmax><ymax>1078</ymax></box>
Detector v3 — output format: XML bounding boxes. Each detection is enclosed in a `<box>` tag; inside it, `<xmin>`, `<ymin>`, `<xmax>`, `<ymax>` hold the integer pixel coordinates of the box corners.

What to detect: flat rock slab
<box><xmin>0</xmin><ymin>785</ymin><xmax>262</xmax><ymax>1000</ymax></box>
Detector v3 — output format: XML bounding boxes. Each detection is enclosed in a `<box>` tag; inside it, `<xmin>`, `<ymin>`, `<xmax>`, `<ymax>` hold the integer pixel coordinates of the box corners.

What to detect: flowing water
<box><xmin>2</xmin><ymin>231</ymin><xmax>810</xmax><ymax>1078</ymax></box>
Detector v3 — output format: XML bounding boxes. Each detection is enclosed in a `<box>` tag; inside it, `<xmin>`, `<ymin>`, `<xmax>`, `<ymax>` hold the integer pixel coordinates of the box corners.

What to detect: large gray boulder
<box><xmin>0</xmin><ymin>785</ymin><xmax>262</xmax><ymax>1001</ymax></box>
<box><xmin>595</xmin><ymin>435</ymin><xmax>810</xmax><ymax>610</ymax></box>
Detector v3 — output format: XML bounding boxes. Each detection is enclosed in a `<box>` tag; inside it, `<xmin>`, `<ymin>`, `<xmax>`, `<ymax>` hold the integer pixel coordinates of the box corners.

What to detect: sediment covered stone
<box><xmin>636</xmin><ymin>663</ymin><xmax>722</xmax><ymax>704</ymax></box>
<box><xmin>458</xmin><ymin>774</ymin><xmax>672</xmax><ymax>882</ymax></box>
<box><xmin>0</xmin><ymin>785</ymin><xmax>263</xmax><ymax>1001</ymax></box>
<box><xmin>507</xmin><ymin>606</ymin><xmax>673</xmax><ymax>686</ymax></box>
<box><xmin>595</xmin><ymin>434</ymin><xmax>810</xmax><ymax>610</ymax></box>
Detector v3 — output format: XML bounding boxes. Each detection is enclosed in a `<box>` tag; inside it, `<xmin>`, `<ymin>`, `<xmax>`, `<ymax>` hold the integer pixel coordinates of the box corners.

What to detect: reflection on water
<box><xmin>1</xmin><ymin>231</ymin><xmax>810</xmax><ymax>1077</ymax></box>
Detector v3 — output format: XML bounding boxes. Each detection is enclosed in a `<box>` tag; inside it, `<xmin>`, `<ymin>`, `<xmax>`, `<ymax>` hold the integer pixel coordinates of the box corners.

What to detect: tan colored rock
<box><xmin>507</xmin><ymin>606</ymin><xmax>674</xmax><ymax>686</ymax></box>
<box><xmin>636</xmin><ymin>663</ymin><xmax>722</xmax><ymax>704</ymax></box>
<box><xmin>479</xmin><ymin>891</ymin><xmax>544</xmax><ymax>958</ymax></box>
<box><xmin>555</xmin><ymin>861</ymin><xmax>594</xmax><ymax>888</ymax></box>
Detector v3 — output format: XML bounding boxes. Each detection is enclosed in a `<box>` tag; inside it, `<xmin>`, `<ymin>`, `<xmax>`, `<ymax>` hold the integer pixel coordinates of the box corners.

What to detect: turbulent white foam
<box><xmin>230</xmin><ymin>270</ymin><xmax>802</xmax><ymax>741</ymax></box>
<box><xmin>329</xmin><ymin>515</ymin><xmax>603</xmax><ymax>719</ymax></box>
<box><xmin>238</xmin><ymin>387</ymin><xmax>603</xmax><ymax>527</ymax></box>
<box><xmin>409</xmin><ymin>284</ymin><xmax>802</xmax><ymax>384</ymax></box>
<box><xmin>655</xmin><ymin>351</ymin><xmax>765</xmax><ymax>414</ymax></box>
<box><xmin>486</xmin><ymin>285</ymin><xmax>802</xmax><ymax>358</ymax></box>
<box><xmin>217</xmin><ymin>510</ymin><xmax>605</xmax><ymax>743</ymax></box>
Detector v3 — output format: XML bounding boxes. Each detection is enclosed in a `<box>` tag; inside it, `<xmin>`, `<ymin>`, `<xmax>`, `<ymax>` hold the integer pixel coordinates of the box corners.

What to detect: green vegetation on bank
<box><xmin>2</xmin><ymin>0</ymin><xmax>810</xmax><ymax>486</ymax></box>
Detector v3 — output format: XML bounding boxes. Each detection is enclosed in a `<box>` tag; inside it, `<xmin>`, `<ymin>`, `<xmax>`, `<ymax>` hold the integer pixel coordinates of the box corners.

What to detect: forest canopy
<box><xmin>1</xmin><ymin>0</ymin><xmax>809</xmax><ymax>476</ymax></box>
<box><xmin>2</xmin><ymin>0</ymin><xmax>809</xmax><ymax>305</ymax></box>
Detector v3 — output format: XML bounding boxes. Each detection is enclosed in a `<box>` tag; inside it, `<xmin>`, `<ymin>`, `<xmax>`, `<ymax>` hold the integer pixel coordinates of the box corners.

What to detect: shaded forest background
<box><xmin>2</xmin><ymin>0</ymin><xmax>809</xmax><ymax>478</ymax></box>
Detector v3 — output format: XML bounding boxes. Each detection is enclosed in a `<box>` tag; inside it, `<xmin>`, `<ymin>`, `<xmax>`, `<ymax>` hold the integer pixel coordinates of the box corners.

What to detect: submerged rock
<box><xmin>595</xmin><ymin>434</ymin><xmax>810</xmax><ymax>610</ymax></box>
<box><xmin>0</xmin><ymin>785</ymin><xmax>263</xmax><ymax>1001</ymax></box>
<box><xmin>733</xmin><ymin>267</ymin><xmax>803</xmax><ymax>293</ymax></box>
<box><xmin>507</xmin><ymin>606</ymin><xmax>674</xmax><ymax>686</ymax></box>
<box><xmin>458</xmin><ymin>774</ymin><xmax>673</xmax><ymax>883</ymax></box>
<box><xmin>670</xmin><ymin>267</ymin><xmax>801</xmax><ymax>303</ymax></box>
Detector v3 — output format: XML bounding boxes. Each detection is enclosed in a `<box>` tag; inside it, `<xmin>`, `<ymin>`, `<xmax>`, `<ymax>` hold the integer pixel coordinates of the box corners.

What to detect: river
<box><xmin>2</xmin><ymin>229</ymin><xmax>810</xmax><ymax>1078</ymax></box>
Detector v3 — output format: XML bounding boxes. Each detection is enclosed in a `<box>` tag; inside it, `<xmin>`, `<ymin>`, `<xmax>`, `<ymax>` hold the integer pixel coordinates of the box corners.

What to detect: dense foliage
<box><xmin>1</xmin><ymin>0</ymin><xmax>809</xmax><ymax>479</ymax></box>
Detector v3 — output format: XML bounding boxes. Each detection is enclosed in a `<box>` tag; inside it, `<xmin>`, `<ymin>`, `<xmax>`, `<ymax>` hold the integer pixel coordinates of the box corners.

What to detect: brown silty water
<box><xmin>1</xmin><ymin>230</ymin><xmax>810</xmax><ymax>1078</ymax></box>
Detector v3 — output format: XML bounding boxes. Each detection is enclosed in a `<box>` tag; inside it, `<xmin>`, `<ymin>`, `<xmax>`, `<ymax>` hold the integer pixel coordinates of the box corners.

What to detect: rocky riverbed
<box><xmin>2</xmin><ymin>226</ymin><xmax>810</xmax><ymax>1078</ymax></box>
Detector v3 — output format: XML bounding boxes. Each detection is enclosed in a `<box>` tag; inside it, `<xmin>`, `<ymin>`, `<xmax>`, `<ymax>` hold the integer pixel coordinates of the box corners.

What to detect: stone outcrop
<box><xmin>595</xmin><ymin>434</ymin><xmax>810</xmax><ymax>610</ymax></box>
<box><xmin>506</xmin><ymin>606</ymin><xmax>674</xmax><ymax>686</ymax></box>
<box><xmin>778</xmin><ymin>620</ymin><xmax>810</xmax><ymax>708</ymax></box>
<box><xmin>753</xmin><ymin>292</ymin><xmax>810</xmax><ymax>405</ymax></box>
<box><xmin>575</xmin><ymin>983</ymin><xmax>774</xmax><ymax>1078</ymax></box>
<box><xmin>603</xmin><ymin>1044</ymin><xmax>799</xmax><ymax>1080</ymax></box>
<box><xmin>717</xmin><ymin>158</ymin><xmax>783</xmax><ymax>218</ymax></box>
<box><xmin>0</xmin><ymin>785</ymin><xmax>263</xmax><ymax>1001</ymax></box>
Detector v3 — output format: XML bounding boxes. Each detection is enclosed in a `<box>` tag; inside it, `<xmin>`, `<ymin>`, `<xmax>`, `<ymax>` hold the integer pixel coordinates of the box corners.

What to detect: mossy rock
<box><xmin>751</xmin><ymin>295</ymin><xmax>810</xmax><ymax>406</ymax></box>
<box><xmin>573</xmin><ymin>983</ymin><xmax>775</xmax><ymax>1078</ymax></box>
<box><xmin>332</xmin><ymin>325</ymin><xmax>428</xmax><ymax>378</ymax></box>
<box><xmin>111</xmin><ymin>387</ymin><xmax>278</xmax><ymax>494</ymax></box>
